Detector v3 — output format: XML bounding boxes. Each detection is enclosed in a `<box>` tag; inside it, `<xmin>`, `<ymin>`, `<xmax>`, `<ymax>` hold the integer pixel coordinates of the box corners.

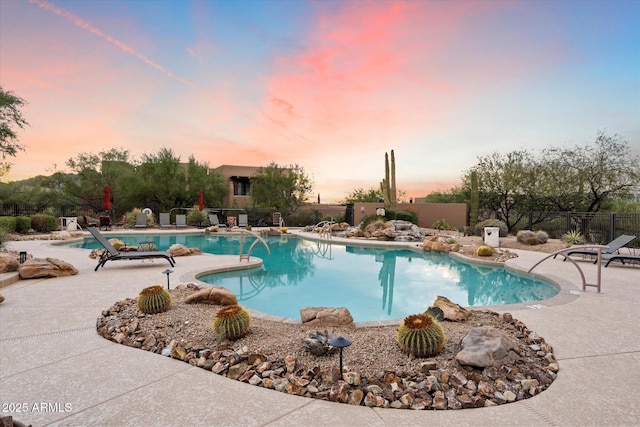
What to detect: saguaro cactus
<box><xmin>382</xmin><ymin>150</ymin><xmax>398</xmax><ymax>209</ymax></box>
<box><xmin>470</xmin><ymin>170</ymin><xmax>479</xmax><ymax>228</ymax></box>
<box><xmin>390</xmin><ymin>150</ymin><xmax>397</xmax><ymax>209</ymax></box>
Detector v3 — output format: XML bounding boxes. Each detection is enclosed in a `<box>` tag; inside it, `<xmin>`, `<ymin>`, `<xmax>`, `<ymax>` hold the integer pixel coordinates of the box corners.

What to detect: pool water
<box><xmin>66</xmin><ymin>233</ymin><xmax>559</xmax><ymax>322</ymax></box>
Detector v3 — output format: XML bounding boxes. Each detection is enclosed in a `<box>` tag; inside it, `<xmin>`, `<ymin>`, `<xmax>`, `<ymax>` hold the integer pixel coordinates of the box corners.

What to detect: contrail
<box><xmin>28</xmin><ymin>0</ymin><xmax>197</xmax><ymax>88</ymax></box>
<box><xmin>27</xmin><ymin>0</ymin><xmax>316</xmax><ymax>145</ymax></box>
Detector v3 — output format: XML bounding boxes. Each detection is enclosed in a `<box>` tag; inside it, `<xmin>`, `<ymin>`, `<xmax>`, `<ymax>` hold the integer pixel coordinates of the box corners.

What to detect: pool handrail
<box><xmin>238</xmin><ymin>229</ymin><xmax>271</xmax><ymax>262</ymax></box>
<box><xmin>312</xmin><ymin>220</ymin><xmax>335</xmax><ymax>239</ymax></box>
<box><xmin>528</xmin><ymin>244</ymin><xmax>609</xmax><ymax>293</ymax></box>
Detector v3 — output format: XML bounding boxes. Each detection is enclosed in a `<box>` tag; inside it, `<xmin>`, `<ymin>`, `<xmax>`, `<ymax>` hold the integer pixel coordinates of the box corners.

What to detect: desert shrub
<box><xmin>432</xmin><ymin>218</ymin><xmax>455</xmax><ymax>231</ymax></box>
<box><xmin>0</xmin><ymin>217</ymin><xmax>16</xmax><ymax>233</ymax></box>
<box><xmin>125</xmin><ymin>208</ymin><xmax>156</xmax><ymax>228</ymax></box>
<box><xmin>395</xmin><ymin>210</ymin><xmax>418</xmax><ymax>224</ymax></box>
<box><xmin>360</xmin><ymin>214</ymin><xmax>382</xmax><ymax>230</ymax></box>
<box><xmin>474</xmin><ymin>219</ymin><xmax>508</xmax><ymax>237</ymax></box>
<box><xmin>561</xmin><ymin>230</ymin><xmax>586</xmax><ymax>247</ymax></box>
<box><xmin>14</xmin><ymin>216</ymin><xmax>32</xmax><ymax>234</ymax></box>
<box><xmin>187</xmin><ymin>206</ymin><xmax>208</xmax><ymax>226</ymax></box>
<box><xmin>30</xmin><ymin>214</ymin><xmax>56</xmax><ymax>232</ymax></box>
<box><xmin>0</xmin><ymin>226</ymin><xmax>9</xmax><ymax>245</ymax></box>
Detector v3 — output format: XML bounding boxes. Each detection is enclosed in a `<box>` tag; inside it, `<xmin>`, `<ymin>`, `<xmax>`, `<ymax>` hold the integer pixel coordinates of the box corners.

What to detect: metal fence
<box><xmin>506</xmin><ymin>211</ymin><xmax>640</xmax><ymax>247</ymax></box>
<box><xmin>0</xmin><ymin>204</ymin><xmax>93</xmax><ymax>218</ymax></box>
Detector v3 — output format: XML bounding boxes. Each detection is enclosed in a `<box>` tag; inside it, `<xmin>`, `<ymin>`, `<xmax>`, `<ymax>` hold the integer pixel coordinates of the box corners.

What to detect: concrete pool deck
<box><xmin>1</xmin><ymin>231</ymin><xmax>639</xmax><ymax>426</ymax></box>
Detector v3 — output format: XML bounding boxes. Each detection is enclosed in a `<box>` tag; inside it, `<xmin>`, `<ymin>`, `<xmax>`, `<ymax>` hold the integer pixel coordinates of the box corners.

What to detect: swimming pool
<box><xmin>65</xmin><ymin>233</ymin><xmax>559</xmax><ymax>322</ymax></box>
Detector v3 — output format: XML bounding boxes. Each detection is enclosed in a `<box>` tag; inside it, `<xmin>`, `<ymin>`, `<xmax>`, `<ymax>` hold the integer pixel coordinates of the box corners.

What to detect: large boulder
<box><xmin>423</xmin><ymin>236</ymin><xmax>460</xmax><ymax>253</ymax></box>
<box><xmin>0</xmin><ymin>253</ymin><xmax>19</xmax><ymax>273</ymax></box>
<box><xmin>185</xmin><ymin>286</ymin><xmax>238</xmax><ymax>306</ymax></box>
<box><xmin>300</xmin><ymin>306</ymin><xmax>355</xmax><ymax>328</ymax></box>
<box><xmin>18</xmin><ymin>258</ymin><xmax>78</xmax><ymax>279</ymax></box>
<box><xmin>455</xmin><ymin>326</ymin><xmax>520</xmax><ymax>368</ymax></box>
<box><xmin>432</xmin><ymin>295</ymin><xmax>471</xmax><ymax>321</ymax></box>
<box><xmin>168</xmin><ymin>244</ymin><xmax>202</xmax><ymax>257</ymax></box>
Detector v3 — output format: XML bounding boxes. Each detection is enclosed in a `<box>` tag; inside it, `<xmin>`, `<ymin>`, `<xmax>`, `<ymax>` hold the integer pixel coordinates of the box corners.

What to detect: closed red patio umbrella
<box><xmin>198</xmin><ymin>190</ymin><xmax>204</xmax><ymax>211</ymax></box>
<box><xmin>103</xmin><ymin>186</ymin><xmax>112</xmax><ymax>211</ymax></box>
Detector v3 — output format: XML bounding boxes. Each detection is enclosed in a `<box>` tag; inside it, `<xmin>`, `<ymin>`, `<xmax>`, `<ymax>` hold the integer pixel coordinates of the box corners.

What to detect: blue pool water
<box><xmin>65</xmin><ymin>233</ymin><xmax>558</xmax><ymax>322</ymax></box>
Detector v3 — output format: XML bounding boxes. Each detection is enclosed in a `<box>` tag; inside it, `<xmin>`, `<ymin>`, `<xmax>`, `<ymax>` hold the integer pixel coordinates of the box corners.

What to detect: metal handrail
<box><xmin>527</xmin><ymin>245</ymin><xmax>609</xmax><ymax>293</ymax></box>
<box><xmin>238</xmin><ymin>229</ymin><xmax>271</xmax><ymax>262</ymax></box>
<box><xmin>311</xmin><ymin>220</ymin><xmax>335</xmax><ymax>239</ymax></box>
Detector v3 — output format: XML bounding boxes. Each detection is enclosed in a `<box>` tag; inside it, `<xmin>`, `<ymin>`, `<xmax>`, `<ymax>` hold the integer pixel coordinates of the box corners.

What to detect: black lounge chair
<box><xmin>602</xmin><ymin>253</ymin><xmax>640</xmax><ymax>267</ymax></box>
<box><xmin>86</xmin><ymin>226</ymin><xmax>175</xmax><ymax>271</ymax></box>
<box><xmin>559</xmin><ymin>234</ymin><xmax>636</xmax><ymax>263</ymax></box>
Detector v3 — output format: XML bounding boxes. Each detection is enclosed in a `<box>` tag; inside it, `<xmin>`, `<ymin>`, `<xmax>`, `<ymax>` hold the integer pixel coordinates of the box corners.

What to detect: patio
<box><xmin>1</xmin><ymin>232</ymin><xmax>639</xmax><ymax>426</ymax></box>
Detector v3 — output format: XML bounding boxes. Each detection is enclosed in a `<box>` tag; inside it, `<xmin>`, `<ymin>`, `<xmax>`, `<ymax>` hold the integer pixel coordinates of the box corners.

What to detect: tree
<box><xmin>64</xmin><ymin>148</ymin><xmax>134</xmax><ymax>213</ymax></box>
<box><xmin>0</xmin><ymin>86</ymin><xmax>29</xmax><ymax>177</ymax></box>
<box><xmin>540</xmin><ymin>131</ymin><xmax>639</xmax><ymax>212</ymax></box>
<box><xmin>250</xmin><ymin>163</ymin><xmax>313</xmax><ymax>220</ymax></box>
<box><xmin>465</xmin><ymin>150</ymin><xmax>539</xmax><ymax>232</ymax></box>
<box><xmin>422</xmin><ymin>185</ymin><xmax>469</xmax><ymax>203</ymax></box>
<box><xmin>342</xmin><ymin>187</ymin><xmax>384</xmax><ymax>203</ymax></box>
<box><xmin>185</xmin><ymin>156</ymin><xmax>227</xmax><ymax>208</ymax></box>
<box><xmin>456</xmin><ymin>131</ymin><xmax>639</xmax><ymax>232</ymax></box>
<box><xmin>134</xmin><ymin>148</ymin><xmax>187</xmax><ymax>213</ymax></box>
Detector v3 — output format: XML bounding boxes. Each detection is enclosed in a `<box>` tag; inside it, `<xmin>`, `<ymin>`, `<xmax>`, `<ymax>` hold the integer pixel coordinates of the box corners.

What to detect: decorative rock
<box><xmin>447</xmin><ymin>396</ymin><xmax>462</xmax><ymax>410</ymax></box>
<box><xmin>284</xmin><ymin>354</ymin><xmax>296</xmax><ymax>373</ymax></box>
<box><xmin>227</xmin><ymin>363</ymin><xmax>249</xmax><ymax>379</ymax></box>
<box><xmin>184</xmin><ymin>287</ymin><xmax>238</xmax><ymax>306</ymax></box>
<box><xmin>432</xmin><ymin>396</ymin><xmax>448</xmax><ymax>410</ymax></box>
<box><xmin>300</xmin><ymin>307</ymin><xmax>355</xmax><ymax>327</ymax></box>
<box><xmin>329</xmin><ymin>382</ymin><xmax>349</xmax><ymax>403</ymax></box>
<box><xmin>547</xmin><ymin>362</ymin><xmax>559</xmax><ymax>372</ymax></box>
<box><xmin>366</xmin><ymin>384</ymin><xmax>383</xmax><ymax>394</ymax></box>
<box><xmin>449</xmin><ymin>371</ymin><xmax>468</xmax><ymax>388</ymax></box>
<box><xmin>420</xmin><ymin>361</ymin><xmax>437</xmax><ymax>372</ymax></box>
<box><xmin>168</xmin><ymin>244</ymin><xmax>202</xmax><ymax>257</ymax></box>
<box><xmin>477</xmin><ymin>380</ymin><xmax>496</xmax><ymax>398</ymax></box>
<box><xmin>433</xmin><ymin>296</ymin><xmax>471</xmax><ymax>321</ymax></box>
<box><xmin>411</xmin><ymin>396</ymin><xmax>432</xmax><ymax>410</ymax></box>
<box><xmin>504</xmin><ymin>390</ymin><xmax>517</xmax><ymax>402</ymax></box>
<box><xmin>0</xmin><ymin>254</ymin><xmax>19</xmax><ymax>273</ymax></box>
<box><xmin>457</xmin><ymin>394</ymin><xmax>475</xmax><ymax>409</ymax></box>
<box><xmin>343</xmin><ymin>371</ymin><xmax>361</xmax><ymax>386</ymax></box>
<box><xmin>18</xmin><ymin>258</ymin><xmax>78</xmax><ymax>279</ymax></box>
<box><xmin>456</xmin><ymin>327</ymin><xmax>520</xmax><ymax>368</ymax></box>
<box><xmin>95</xmin><ymin>296</ymin><xmax>559</xmax><ymax>413</ymax></box>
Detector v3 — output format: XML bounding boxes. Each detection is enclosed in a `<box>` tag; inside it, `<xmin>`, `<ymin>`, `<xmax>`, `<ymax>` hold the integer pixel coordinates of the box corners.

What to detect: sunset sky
<box><xmin>1</xmin><ymin>0</ymin><xmax>639</xmax><ymax>203</ymax></box>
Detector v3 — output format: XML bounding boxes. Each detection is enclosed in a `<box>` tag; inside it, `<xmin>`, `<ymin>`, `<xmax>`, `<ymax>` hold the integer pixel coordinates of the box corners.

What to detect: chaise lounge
<box><xmin>558</xmin><ymin>234</ymin><xmax>637</xmax><ymax>263</ymax></box>
<box><xmin>602</xmin><ymin>252</ymin><xmax>640</xmax><ymax>267</ymax></box>
<box><xmin>86</xmin><ymin>226</ymin><xmax>175</xmax><ymax>271</ymax></box>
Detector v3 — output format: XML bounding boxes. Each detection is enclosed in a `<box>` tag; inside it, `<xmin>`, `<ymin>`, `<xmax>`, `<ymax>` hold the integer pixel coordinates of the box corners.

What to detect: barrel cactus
<box><xmin>397</xmin><ymin>313</ymin><xmax>446</xmax><ymax>357</ymax></box>
<box><xmin>137</xmin><ymin>285</ymin><xmax>172</xmax><ymax>314</ymax></box>
<box><xmin>213</xmin><ymin>304</ymin><xmax>251</xmax><ymax>341</ymax></box>
<box><xmin>476</xmin><ymin>245</ymin><xmax>494</xmax><ymax>257</ymax></box>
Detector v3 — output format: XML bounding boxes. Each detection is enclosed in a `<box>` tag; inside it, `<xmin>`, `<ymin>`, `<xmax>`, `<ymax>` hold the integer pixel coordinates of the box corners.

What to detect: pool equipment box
<box><xmin>484</xmin><ymin>227</ymin><xmax>500</xmax><ymax>247</ymax></box>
